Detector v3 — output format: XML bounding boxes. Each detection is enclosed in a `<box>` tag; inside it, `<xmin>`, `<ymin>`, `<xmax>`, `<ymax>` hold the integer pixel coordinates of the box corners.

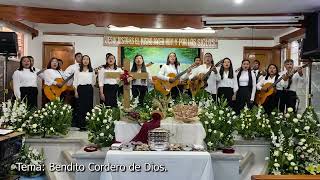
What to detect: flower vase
<box><xmin>20</xmin><ymin>174</ymin><xmax>46</xmax><ymax>180</ymax></box>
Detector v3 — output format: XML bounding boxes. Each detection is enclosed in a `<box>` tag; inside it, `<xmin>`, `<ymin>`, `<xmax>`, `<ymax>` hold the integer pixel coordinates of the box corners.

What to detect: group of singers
<box><xmin>11</xmin><ymin>51</ymin><xmax>304</xmax><ymax>130</ymax></box>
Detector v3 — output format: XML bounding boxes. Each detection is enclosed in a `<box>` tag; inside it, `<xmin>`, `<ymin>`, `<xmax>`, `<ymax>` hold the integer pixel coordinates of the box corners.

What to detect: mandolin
<box><xmin>188</xmin><ymin>60</ymin><xmax>223</xmax><ymax>97</ymax></box>
<box><xmin>43</xmin><ymin>74</ymin><xmax>75</xmax><ymax>101</ymax></box>
<box><xmin>255</xmin><ymin>63</ymin><xmax>309</xmax><ymax>105</ymax></box>
<box><xmin>153</xmin><ymin>64</ymin><xmax>199</xmax><ymax>95</ymax></box>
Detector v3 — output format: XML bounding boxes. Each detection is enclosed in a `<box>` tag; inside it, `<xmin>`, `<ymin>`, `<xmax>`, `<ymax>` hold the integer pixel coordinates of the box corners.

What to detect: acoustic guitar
<box><xmin>153</xmin><ymin>64</ymin><xmax>198</xmax><ymax>95</ymax></box>
<box><xmin>43</xmin><ymin>74</ymin><xmax>74</xmax><ymax>101</ymax></box>
<box><xmin>255</xmin><ymin>63</ymin><xmax>309</xmax><ymax>105</ymax></box>
<box><xmin>188</xmin><ymin>60</ymin><xmax>223</xmax><ymax>97</ymax></box>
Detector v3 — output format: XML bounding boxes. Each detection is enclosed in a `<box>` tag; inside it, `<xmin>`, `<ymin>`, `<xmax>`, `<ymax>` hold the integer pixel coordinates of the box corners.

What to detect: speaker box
<box><xmin>0</xmin><ymin>32</ymin><xmax>18</xmax><ymax>56</ymax></box>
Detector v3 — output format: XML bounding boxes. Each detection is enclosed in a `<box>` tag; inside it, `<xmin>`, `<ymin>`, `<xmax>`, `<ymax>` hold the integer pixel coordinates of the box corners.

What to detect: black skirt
<box><xmin>103</xmin><ymin>84</ymin><xmax>119</xmax><ymax>108</ymax></box>
<box><xmin>235</xmin><ymin>86</ymin><xmax>253</xmax><ymax>114</ymax></box>
<box><xmin>20</xmin><ymin>87</ymin><xmax>38</xmax><ymax>109</ymax></box>
<box><xmin>217</xmin><ymin>87</ymin><xmax>234</xmax><ymax>108</ymax></box>
<box><xmin>77</xmin><ymin>85</ymin><xmax>93</xmax><ymax>129</ymax></box>
<box><xmin>132</xmin><ymin>85</ymin><xmax>148</xmax><ymax>105</ymax></box>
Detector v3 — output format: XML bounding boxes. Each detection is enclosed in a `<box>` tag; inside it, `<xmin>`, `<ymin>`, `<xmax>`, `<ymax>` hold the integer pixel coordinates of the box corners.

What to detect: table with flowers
<box><xmin>114</xmin><ymin>117</ymin><xmax>206</xmax><ymax>145</ymax></box>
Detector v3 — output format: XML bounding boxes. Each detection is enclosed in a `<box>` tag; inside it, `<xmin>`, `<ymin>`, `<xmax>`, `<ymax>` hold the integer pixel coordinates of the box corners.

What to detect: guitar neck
<box><xmin>36</xmin><ymin>69</ymin><xmax>45</xmax><ymax>76</ymax></box>
<box><xmin>61</xmin><ymin>74</ymin><xmax>74</xmax><ymax>86</ymax></box>
<box><xmin>174</xmin><ymin>68</ymin><xmax>189</xmax><ymax>80</ymax></box>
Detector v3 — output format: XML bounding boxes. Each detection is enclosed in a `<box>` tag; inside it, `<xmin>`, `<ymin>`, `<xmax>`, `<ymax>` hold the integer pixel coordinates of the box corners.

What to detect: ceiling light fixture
<box><xmin>107</xmin><ymin>25</ymin><xmax>215</xmax><ymax>34</ymax></box>
<box><xmin>234</xmin><ymin>0</ymin><xmax>244</xmax><ymax>4</ymax></box>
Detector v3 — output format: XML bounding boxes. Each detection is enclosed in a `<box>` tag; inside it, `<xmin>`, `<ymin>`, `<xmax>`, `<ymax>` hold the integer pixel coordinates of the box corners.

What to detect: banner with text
<box><xmin>104</xmin><ymin>35</ymin><xmax>218</xmax><ymax>48</ymax></box>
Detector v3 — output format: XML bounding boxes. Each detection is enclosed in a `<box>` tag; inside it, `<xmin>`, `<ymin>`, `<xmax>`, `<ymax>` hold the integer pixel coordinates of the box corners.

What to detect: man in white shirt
<box><xmin>189</xmin><ymin>53</ymin><xmax>220</xmax><ymax>100</ymax></box>
<box><xmin>279</xmin><ymin>59</ymin><xmax>304</xmax><ymax>112</ymax></box>
<box><xmin>252</xmin><ymin>60</ymin><xmax>265</xmax><ymax>83</ymax></box>
<box><xmin>64</xmin><ymin>52</ymin><xmax>82</xmax><ymax>128</ymax></box>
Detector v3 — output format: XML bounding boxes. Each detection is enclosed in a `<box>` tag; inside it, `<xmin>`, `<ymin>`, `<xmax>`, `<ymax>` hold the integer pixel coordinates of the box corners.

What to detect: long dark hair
<box><xmin>46</xmin><ymin>57</ymin><xmax>61</xmax><ymax>70</ymax></box>
<box><xmin>265</xmin><ymin>64</ymin><xmax>279</xmax><ymax>80</ymax></box>
<box><xmin>18</xmin><ymin>56</ymin><xmax>34</xmax><ymax>72</ymax></box>
<box><xmin>79</xmin><ymin>55</ymin><xmax>93</xmax><ymax>72</ymax></box>
<box><xmin>103</xmin><ymin>53</ymin><xmax>117</xmax><ymax>70</ymax></box>
<box><xmin>131</xmin><ymin>54</ymin><xmax>146</xmax><ymax>72</ymax></box>
<box><xmin>237</xmin><ymin>59</ymin><xmax>252</xmax><ymax>88</ymax></box>
<box><xmin>219</xmin><ymin>57</ymin><xmax>234</xmax><ymax>79</ymax></box>
<box><xmin>166</xmin><ymin>52</ymin><xmax>179</xmax><ymax>69</ymax></box>
<box><xmin>204</xmin><ymin>52</ymin><xmax>214</xmax><ymax>64</ymax></box>
<box><xmin>131</xmin><ymin>54</ymin><xmax>147</xmax><ymax>84</ymax></box>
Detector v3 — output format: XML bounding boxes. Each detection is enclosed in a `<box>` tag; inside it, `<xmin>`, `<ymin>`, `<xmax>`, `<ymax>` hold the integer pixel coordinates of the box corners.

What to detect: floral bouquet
<box><xmin>10</xmin><ymin>144</ymin><xmax>45</xmax><ymax>177</ymax></box>
<box><xmin>0</xmin><ymin>99</ymin><xmax>30</xmax><ymax>131</ymax></box>
<box><xmin>236</xmin><ymin>105</ymin><xmax>271</xmax><ymax>139</ymax></box>
<box><xmin>199</xmin><ymin>98</ymin><xmax>237</xmax><ymax>151</ymax></box>
<box><xmin>266</xmin><ymin>107</ymin><xmax>320</xmax><ymax>175</ymax></box>
<box><xmin>87</xmin><ymin>104</ymin><xmax>120</xmax><ymax>147</ymax></box>
<box><xmin>26</xmin><ymin>99</ymin><xmax>72</xmax><ymax>137</ymax></box>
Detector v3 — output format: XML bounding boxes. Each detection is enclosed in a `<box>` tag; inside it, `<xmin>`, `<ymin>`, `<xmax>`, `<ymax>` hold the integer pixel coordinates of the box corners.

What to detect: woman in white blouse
<box><xmin>73</xmin><ymin>55</ymin><xmax>95</xmax><ymax>130</ymax></box>
<box><xmin>130</xmin><ymin>54</ymin><xmax>151</xmax><ymax>105</ymax></box>
<box><xmin>157</xmin><ymin>52</ymin><xmax>182</xmax><ymax>99</ymax></box>
<box><xmin>235</xmin><ymin>59</ymin><xmax>256</xmax><ymax>114</ymax></box>
<box><xmin>256</xmin><ymin>64</ymin><xmax>286</xmax><ymax>114</ymax></box>
<box><xmin>217</xmin><ymin>57</ymin><xmax>238</xmax><ymax>108</ymax></box>
<box><xmin>42</xmin><ymin>57</ymin><xmax>66</xmax><ymax>102</ymax></box>
<box><xmin>12</xmin><ymin>56</ymin><xmax>39</xmax><ymax>109</ymax></box>
<box><xmin>98</xmin><ymin>53</ymin><xmax>123</xmax><ymax>107</ymax></box>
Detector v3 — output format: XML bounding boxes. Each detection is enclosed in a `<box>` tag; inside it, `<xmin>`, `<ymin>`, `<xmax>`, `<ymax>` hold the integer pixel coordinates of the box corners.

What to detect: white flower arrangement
<box><xmin>87</xmin><ymin>104</ymin><xmax>120</xmax><ymax>147</ymax></box>
<box><xmin>26</xmin><ymin>99</ymin><xmax>72</xmax><ymax>137</ymax></box>
<box><xmin>267</xmin><ymin>107</ymin><xmax>320</xmax><ymax>175</ymax></box>
<box><xmin>236</xmin><ymin>105</ymin><xmax>270</xmax><ymax>139</ymax></box>
<box><xmin>199</xmin><ymin>98</ymin><xmax>236</xmax><ymax>151</ymax></box>
<box><xmin>0</xmin><ymin>99</ymin><xmax>30</xmax><ymax>131</ymax></box>
<box><xmin>10</xmin><ymin>144</ymin><xmax>45</xmax><ymax>177</ymax></box>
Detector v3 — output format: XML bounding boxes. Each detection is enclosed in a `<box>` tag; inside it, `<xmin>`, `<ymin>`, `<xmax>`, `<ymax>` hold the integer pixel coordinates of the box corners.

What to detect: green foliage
<box><xmin>87</xmin><ymin>105</ymin><xmax>120</xmax><ymax>147</ymax></box>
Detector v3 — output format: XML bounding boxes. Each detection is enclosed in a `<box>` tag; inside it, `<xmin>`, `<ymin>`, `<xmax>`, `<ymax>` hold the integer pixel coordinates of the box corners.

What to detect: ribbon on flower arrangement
<box><xmin>120</xmin><ymin>70</ymin><xmax>132</xmax><ymax>85</ymax></box>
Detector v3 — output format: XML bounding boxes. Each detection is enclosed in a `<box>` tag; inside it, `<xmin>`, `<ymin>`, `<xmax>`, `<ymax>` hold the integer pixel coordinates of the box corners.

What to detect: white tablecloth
<box><xmin>100</xmin><ymin>150</ymin><xmax>213</xmax><ymax>180</ymax></box>
<box><xmin>115</xmin><ymin>117</ymin><xmax>206</xmax><ymax>145</ymax></box>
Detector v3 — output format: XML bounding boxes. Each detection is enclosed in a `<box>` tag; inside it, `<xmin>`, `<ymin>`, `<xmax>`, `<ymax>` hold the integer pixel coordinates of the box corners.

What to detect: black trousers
<box><xmin>132</xmin><ymin>85</ymin><xmax>148</xmax><ymax>105</ymax></box>
<box><xmin>103</xmin><ymin>84</ymin><xmax>119</xmax><ymax>108</ymax></box>
<box><xmin>235</xmin><ymin>86</ymin><xmax>253</xmax><ymax>114</ymax></box>
<box><xmin>263</xmin><ymin>91</ymin><xmax>281</xmax><ymax>114</ymax></box>
<box><xmin>77</xmin><ymin>85</ymin><xmax>93</xmax><ymax>129</ymax></box>
<box><xmin>20</xmin><ymin>87</ymin><xmax>38</xmax><ymax>110</ymax></box>
<box><xmin>279</xmin><ymin>90</ymin><xmax>297</xmax><ymax>113</ymax></box>
<box><xmin>217</xmin><ymin>87</ymin><xmax>234</xmax><ymax>108</ymax></box>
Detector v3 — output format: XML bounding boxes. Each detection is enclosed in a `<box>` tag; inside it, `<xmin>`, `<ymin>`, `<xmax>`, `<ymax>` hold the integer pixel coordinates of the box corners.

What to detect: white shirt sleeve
<box><xmin>43</xmin><ymin>70</ymin><xmax>57</xmax><ymax>86</ymax></box>
<box><xmin>256</xmin><ymin>78</ymin><xmax>265</xmax><ymax>90</ymax></box>
<box><xmin>233</xmin><ymin>75</ymin><xmax>239</xmax><ymax>93</ymax></box>
<box><xmin>73</xmin><ymin>70</ymin><xmax>79</xmax><ymax>88</ymax></box>
<box><xmin>98</xmin><ymin>69</ymin><xmax>104</xmax><ymax>87</ymax></box>
<box><xmin>12</xmin><ymin>71</ymin><xmax>21</xmax><ymax>99</ymax></box>
<box><xmin>157</xmin><ymin>65</ymin><xmax>169</xmax><ymax>81</ymax></box>
<box><xmin>250</xmin><ymin>71</ymin><xmax>257</xmax><ymax>101</ymax></box>
<box><xmin>188</xmin><ymin>66</ymin><xmax>199</xmax><ymax>80</ymax></box>
<box><xmin>64</xmin><ymin>63</ymin><xmax>77</xmax><ymax>77</ymax></box>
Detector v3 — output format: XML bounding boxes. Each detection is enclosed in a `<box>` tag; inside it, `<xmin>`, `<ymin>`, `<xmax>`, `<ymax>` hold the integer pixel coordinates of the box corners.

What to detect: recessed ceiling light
<box><xmin>234</xmin><ymin>0</ymin><xmax>244</xmax><ymax>4</ymax></box>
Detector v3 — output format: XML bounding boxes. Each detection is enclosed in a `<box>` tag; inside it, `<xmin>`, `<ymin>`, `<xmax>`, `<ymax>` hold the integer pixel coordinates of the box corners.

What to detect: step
<box><xmin>241</xmin><ymin>162</ymin><xmax>268</xmax><ymax>180</ymax></box>
<box><xmin>239</xmin><ymin>151</ymin><xmax>255</xmax><ymax>174</ymax></box>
